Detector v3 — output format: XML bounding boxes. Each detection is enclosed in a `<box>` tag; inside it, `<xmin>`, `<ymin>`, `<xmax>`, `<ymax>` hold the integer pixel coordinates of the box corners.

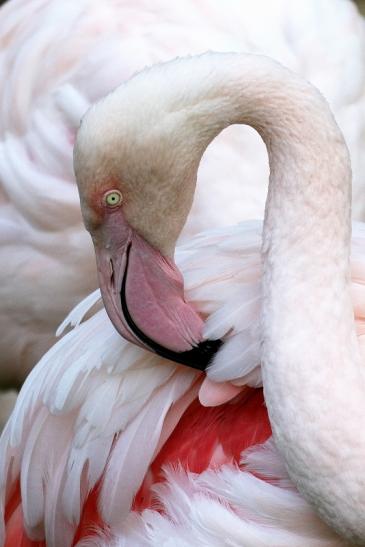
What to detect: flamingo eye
<box><xmin>104</xmin><ymin>190</ymin><xmax>123</xmax><ymax>208</ymax></box>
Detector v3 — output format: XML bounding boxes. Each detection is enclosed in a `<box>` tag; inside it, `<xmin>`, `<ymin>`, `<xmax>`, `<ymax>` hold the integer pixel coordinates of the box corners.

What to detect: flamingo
<box><xmin>1</xmin><ymin>0</ymin><xmax>365</xmax><ymax>402</ymax></box>
<box><xmin>1</xmin><ymin>52</ymin><xmax>365</xmax><ymax>546</ymax></box>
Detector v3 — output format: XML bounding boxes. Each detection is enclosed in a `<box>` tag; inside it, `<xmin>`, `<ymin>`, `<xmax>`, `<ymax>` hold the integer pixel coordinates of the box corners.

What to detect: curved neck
<box><xmin>170</xmin><ymin>54</ymin><xmax>363</xmax><ymax>542</ymax></box>
<box><xmin>165</xmin><ymin>54</ymin><xmax>352</xmax><ymax>263</ymax></box>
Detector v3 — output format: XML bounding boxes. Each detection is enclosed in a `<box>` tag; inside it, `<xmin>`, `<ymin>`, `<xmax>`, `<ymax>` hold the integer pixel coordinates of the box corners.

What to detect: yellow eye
<box><xmin>104</xmin><ymin>190</ymin><xmax>123</xmax><ymax>208</ymax></box>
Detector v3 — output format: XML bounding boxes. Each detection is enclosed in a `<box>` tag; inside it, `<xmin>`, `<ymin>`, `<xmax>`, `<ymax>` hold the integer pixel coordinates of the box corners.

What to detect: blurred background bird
<box><xmin>0</xmin><ymin>0</ymin><xmax>365</xmax><ymax>422</ymax></box>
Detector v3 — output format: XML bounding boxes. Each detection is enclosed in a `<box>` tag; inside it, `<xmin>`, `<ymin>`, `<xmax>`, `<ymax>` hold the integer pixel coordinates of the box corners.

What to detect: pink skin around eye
<box><xmin>88</xmin><ymin>185</ymin><xmax>124</xmax><ymax>218</ymax></box>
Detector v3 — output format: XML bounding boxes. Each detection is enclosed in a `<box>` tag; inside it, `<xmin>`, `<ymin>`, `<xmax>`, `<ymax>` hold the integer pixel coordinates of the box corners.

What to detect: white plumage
<box><xmin>109</xmin><ymin>443</ymin><xmax>343</xmax><ymax>547</ymax></box>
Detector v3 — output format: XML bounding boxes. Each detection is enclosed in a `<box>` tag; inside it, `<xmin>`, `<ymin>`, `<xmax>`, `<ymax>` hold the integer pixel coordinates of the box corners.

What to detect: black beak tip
<box><xmin>184</xmin><ymin>338</ymin><xmax>223</xmax><ymax>371</ymax></box>
<box><xmin>141</xmin><ymin>337</ymin><xmax>223</xmax><ymax>371</ymax></box>
<box><xmin>158</xmin><ymin>337</ymin><xmax>223</xmax><ymax>372</ymax></box>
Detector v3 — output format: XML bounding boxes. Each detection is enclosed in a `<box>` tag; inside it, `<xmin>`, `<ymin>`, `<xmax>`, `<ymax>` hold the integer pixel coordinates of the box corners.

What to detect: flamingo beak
<box><xmin>93</xmin><ymin>211</ymin><xmax>221</xmax><ymax>371</ymax></box>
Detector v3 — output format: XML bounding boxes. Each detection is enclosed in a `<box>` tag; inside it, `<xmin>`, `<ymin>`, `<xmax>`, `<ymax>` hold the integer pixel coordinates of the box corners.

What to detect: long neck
<box><xmin>173</xmin><ymin>54</ymin><xmax>365</xmax><ymax>543</ymax></box>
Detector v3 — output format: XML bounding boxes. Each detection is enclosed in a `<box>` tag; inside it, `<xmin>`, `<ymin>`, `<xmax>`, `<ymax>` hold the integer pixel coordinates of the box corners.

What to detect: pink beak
<box><xmin>94</xmin><ymin>210</ymin><xmax>221</xmax><ymax>371</ymax></box>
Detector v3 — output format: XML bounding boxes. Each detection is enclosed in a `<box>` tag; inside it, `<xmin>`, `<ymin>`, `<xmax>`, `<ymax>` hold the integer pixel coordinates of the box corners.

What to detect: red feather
<box><xmin>5</xmin><ymin>387</ymin><xmax>271</xmax><ymax>545</ymax></box>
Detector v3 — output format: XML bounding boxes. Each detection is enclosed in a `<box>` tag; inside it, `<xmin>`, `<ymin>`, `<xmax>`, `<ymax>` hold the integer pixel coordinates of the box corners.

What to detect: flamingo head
<box><xmin>74</xmin><ymin>64</ymin><xmax>222</xmax><ymax>370</ymax></box>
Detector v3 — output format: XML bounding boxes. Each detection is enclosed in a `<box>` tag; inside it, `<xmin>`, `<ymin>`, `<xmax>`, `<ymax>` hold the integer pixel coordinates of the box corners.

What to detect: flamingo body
<box><xmin>1</xmin><ymin>220</ymin><xmax>364</xmax><ymax>545</ymax></box>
